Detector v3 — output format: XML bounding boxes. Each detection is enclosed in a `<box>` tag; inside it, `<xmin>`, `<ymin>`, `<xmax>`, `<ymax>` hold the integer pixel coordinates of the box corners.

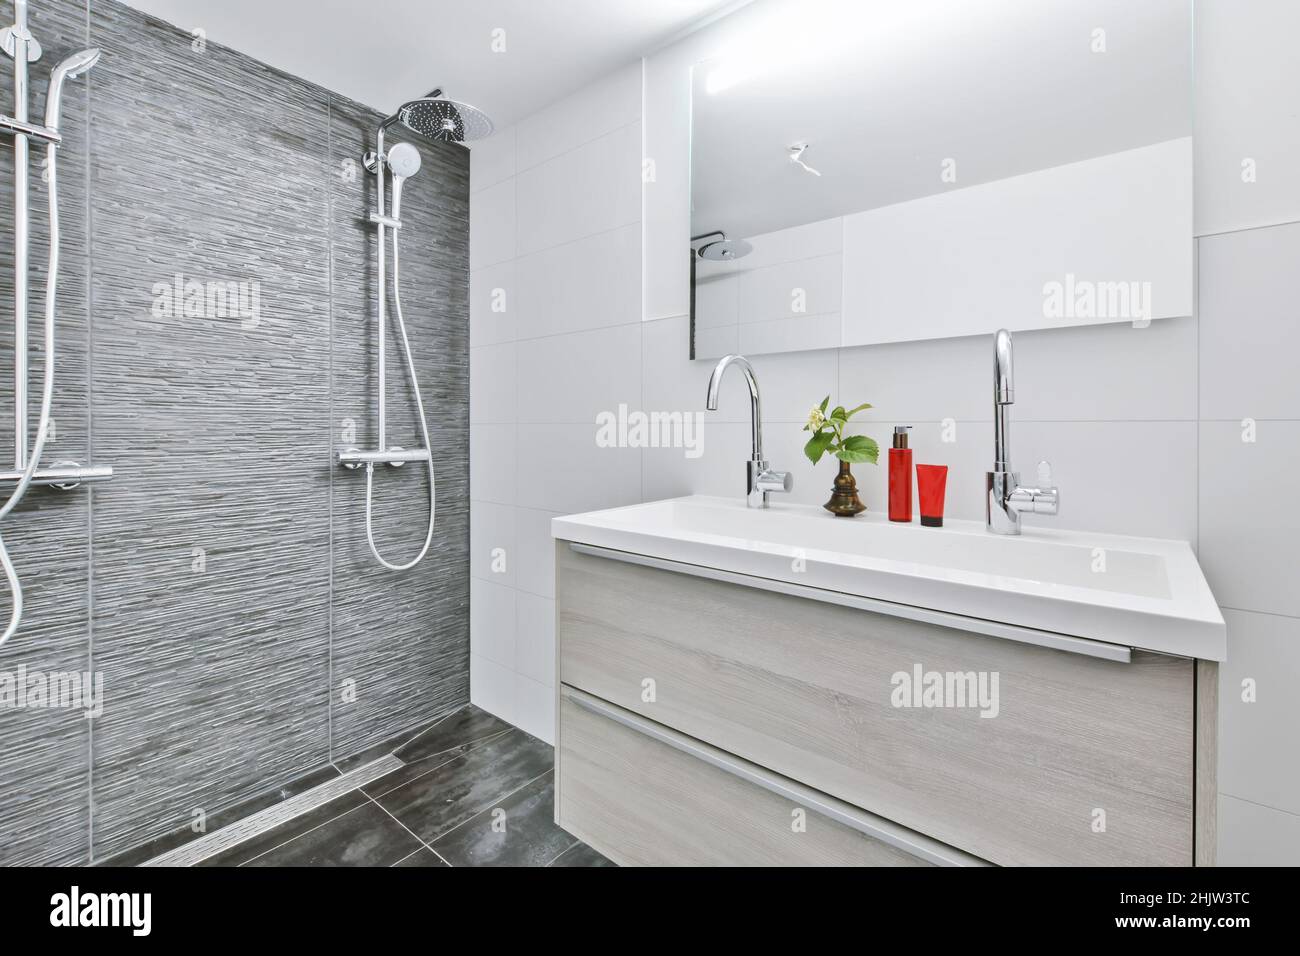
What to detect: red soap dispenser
<box><xmin>889</xmin><ymin>426</ymin><xmax>913</xmax><ymax>522</ymax></box>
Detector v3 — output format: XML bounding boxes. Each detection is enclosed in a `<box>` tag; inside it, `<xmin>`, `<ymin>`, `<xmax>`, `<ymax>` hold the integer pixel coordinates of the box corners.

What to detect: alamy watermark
<box><xmin>890</xmin><ymin>663</ymin><xmax>999</xmax><ymax>718</ymax></box>
<box><xmin>0</xmin><ymin>665</ymin><xmax>104</xmax><ymax>719</ymax></box>
<box><xmin>595</xmin><ymin>404</ymin><xmax>704</xmax><ymax>459</ymax></box>
<box><xmin>1042</xmin><ymin>273</ymin><xmax>1151</xmax><ymax>326</ymax></box>
<box><xmin>50</xmin><ymin>887</ymin><xmax>150</xmax><ymax>936</ymax></box>
<box><xmin>151</xmin><ymin>273</ymin><xmax>261</xmax><ymax>329</ymax></box>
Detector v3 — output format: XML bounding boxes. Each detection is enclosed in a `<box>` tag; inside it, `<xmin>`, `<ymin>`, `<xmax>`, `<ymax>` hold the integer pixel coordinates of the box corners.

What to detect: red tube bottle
<box><xmin>888</xmin><ymin>426</ymin><xmax>913</xmax><ymax>522</ymax></box>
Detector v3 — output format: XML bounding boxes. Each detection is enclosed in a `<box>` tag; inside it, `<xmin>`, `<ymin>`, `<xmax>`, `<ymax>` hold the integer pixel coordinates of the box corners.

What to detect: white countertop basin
<box><xmin>552</xmin><ymin>495</ymin><xmax>1225</xmax><ymax>661</ymax></box>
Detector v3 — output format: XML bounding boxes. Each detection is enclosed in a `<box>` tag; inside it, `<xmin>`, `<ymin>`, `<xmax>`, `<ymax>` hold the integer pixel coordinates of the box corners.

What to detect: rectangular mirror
<box><xmin>689</xmin><ymin>0</ymin><xmax>1193</xmax><ymax>359</ymax></box>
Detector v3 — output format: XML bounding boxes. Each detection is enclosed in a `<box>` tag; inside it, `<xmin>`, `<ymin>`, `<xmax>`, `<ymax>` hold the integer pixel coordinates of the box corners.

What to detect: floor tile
<box><xmin>431</xmin><ymin>771</ymin><xmax>574</xmax><ymax>867</ymax></box>
<box><xmin>373</xmin><ymin>729</ymin><xmax>553</xmax><ymax>845</ymax></box>
<box><xmin>396</xmin><ymin>704</ymin><xmax>516</xmax><ymax>763</ymax></box>
<box><xmin>245</xmin><ymin>801</ymin><xmax>422</xmax><ymax>867</ymax></box>
<box><xmin>548</xmin><ymin>841</ymin><xmax>616</xmax><ymax>868</ymax></box>
<box><xmin>393</xmin><ymin>848</ymin><xmax>450</xmax><ymax>867</ymax></box>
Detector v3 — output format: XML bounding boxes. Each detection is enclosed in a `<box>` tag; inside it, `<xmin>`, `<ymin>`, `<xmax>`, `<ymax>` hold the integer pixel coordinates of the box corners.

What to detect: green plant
<box><xmin>803</xmin><ymin>397</ymin><xmax>880</xmax><ymax>466</ymax></box>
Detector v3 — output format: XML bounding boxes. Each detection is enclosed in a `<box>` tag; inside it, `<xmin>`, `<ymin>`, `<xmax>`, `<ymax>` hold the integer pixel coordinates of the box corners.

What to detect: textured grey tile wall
<box><xmin>0</xmin><ymin>0</ymin><xmax>469</xmax><ymax>864</ymax></box>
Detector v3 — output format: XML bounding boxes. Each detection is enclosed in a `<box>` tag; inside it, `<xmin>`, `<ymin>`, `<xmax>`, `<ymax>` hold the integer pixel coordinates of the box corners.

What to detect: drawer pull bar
<box><xmin>567</xmin><ymin>542</ymin><xmax>1132</xmax><ymax>663</ymax></box>
<box><xmin>563</xmin><ymin>686</ymin><xmax>990</xmax><ymax>867</ymax></box>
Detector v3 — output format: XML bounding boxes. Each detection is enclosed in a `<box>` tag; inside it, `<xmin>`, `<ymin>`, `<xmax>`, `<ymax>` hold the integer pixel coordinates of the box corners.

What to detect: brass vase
<box><xmin>823</xmin><ymin>459</ymin><xmax>866</xmax><ymax>517</ymax></box>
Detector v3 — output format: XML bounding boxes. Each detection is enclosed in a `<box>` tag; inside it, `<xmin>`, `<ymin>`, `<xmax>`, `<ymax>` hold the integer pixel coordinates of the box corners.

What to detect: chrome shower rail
<box><xmin>0</xmin><ymin>1</ymin><xmax>111</xmax><ymax>646</ymax></box>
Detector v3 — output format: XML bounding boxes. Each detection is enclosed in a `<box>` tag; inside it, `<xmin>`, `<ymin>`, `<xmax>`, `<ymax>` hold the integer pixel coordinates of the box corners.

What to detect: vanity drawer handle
<box><xmin>567</xmin><ymin>542</ymin><xmax>1132</xmax><ymax>663</ymax></box>
<box><xmin>562</xmin><ymin>685</ymin><xmax>990</xmax><ymax>867</ymax></box>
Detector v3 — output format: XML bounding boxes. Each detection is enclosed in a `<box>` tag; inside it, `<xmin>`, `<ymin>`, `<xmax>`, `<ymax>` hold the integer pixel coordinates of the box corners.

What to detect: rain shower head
<box><xmin>697</xmin><ymin>237</ymin><xmax>752</xmax><ymax>261</ymax></box>
<box><xmin>389</xmin><ymin>90</ymin><xmax>493</xmax><ymax>143</ymax></box>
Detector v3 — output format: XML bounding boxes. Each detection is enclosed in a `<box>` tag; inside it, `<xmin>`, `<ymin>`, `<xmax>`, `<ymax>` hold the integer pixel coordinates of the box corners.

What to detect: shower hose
<box><xmin>363</xmin><ymin>225</ymin><xmax>436</xmax><ymax>571</ymax></box>
<box><xmin>0</xmin><ymin>140</ymin><xmax>63</xmax><ymax>647</ymax></box>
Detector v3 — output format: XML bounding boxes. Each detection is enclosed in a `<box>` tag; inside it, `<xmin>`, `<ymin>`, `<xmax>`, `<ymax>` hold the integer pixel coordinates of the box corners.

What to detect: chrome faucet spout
<box><xmin>706</xmin><ymin>353</ymin><xmax>762</xmax><ymax>460</ymax></box>
<box><xmin>985</xmin><ymin>329</ymin><xmax>1059</xmax><ymax>534</ymax></box>
<box><xmin>705</xmin><ymin>353</ymin><xmax>791</xmax><ymax>508</ymax></box>
<box><xmin>994</xmin><ymin>328</ymin><xmax>1014</xmax><ymax>404</ymax></box>
<box><xmin>993</xmin><ymin>328</ymin><xmax>1013</xmax><ymax>472</ymax></box>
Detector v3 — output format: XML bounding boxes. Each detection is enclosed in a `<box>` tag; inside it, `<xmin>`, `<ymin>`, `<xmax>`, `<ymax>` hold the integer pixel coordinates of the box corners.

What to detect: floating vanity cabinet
<box><xmin>551</xmin><ymin>499</ymin><xmax>1224</xmax><ymax>868</ymax></box>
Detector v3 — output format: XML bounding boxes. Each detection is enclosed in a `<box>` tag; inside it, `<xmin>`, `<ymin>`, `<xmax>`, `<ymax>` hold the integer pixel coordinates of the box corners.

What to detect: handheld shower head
<box><xmin>45</xmin><ymin>47</ymin><xmax>101</xmax><ymax>131</ymax></box>
<box><xmin>386</xmin><ymin>142</ymin><xmax>422</xmax><ymax>221</ymax></box>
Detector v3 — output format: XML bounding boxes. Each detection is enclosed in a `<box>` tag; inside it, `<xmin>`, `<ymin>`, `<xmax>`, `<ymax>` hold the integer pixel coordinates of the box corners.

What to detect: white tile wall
<box><xmin>515</xmin><ymin>122</ymin><xmax>642</xmax><ymax>256</ymax></box>
<box><xmin>515</xmin><ymin>592</ymin><xmax>557</xmax><ymax>688</ymax></box>
<box><xmin>469</xmin><ymin>62</ymin><xmax>644</xmax><ymax>744</ymax></box>
<box><xmin>1194</xmin><ymin>0</ymin><xmax>1300</xmax><ymax>235</ymax></box>
<box><xmin>1015</xmin><ymin>421</ymin><xmax>1198</xmax><ymax>541</ymax></box>
<box><xmin>469</xmin><ymin>500</ymin><xmax>515</xmax><ymax>588</ymax></box>
<box><xmin>469</xmin><ymin>1</ymin><xmax>1300</xmax><ymax>864</ymax></box>
<box><xmin>469</xmin><ymin>577</ymin><xmax>516</xmax><ymax>669</ymax></box>
<box><xmin>1199</xmin><ymin>223</ymin><xmax>1300</xmax><ymax>420</ymax></box>
<box><xmin>515</xmin><ymin>324</ymin><xmax>642</xmax><ymax>424</ymax></box>
<box><xmin>468</xmin><ymin>178</ymin><xmax>516</xmax><ymax>269</ymax></box>
<box><xmin>1194</xmin><ymin>1</ymin><xmax>1300</xmax><ymax>863</ymax></box>
<box><xmin>469</xmin><ymin>260</ymin><xmax>515</xmax><ymax>348</ymax></box>
<box><xmin>514</xmin><ymin>223</ymin><xmax>642</xmax><ymax>339</ymax></box>
<box><xmin>468</xmin><ymin>341</ymin><xmax>516</xmax><ymax>424</ymax></box>
<box><xmin>468</xmin><ymin>424</ymin><xmax>515</xmax><ymax>505</ymax></box>
<box><xmin>1199</xmin><ymin>420</ymin><xmax>1300</xmax><ymax>618</ymax></box>
<box><xmin>1217</xmin><ymin>610</ymin><xmax>1300</xmax><ymax>817</ymax></box>
<box><xmin>515</xmin><ymin>62</ymin><xmax>643</xmax><ymax>173</ymax></box>
<box><xmin>515</xmin><ymin>507</ymin><xmax>561</xmax><ymax>600</ymax></box>
<box><xmin>469</xmin><ymin>125</ymin><xmax>516</xmax><ymax>195</ymax></box>
<box><xmin>1218</xmin><ymin>795</ymin><xmax>1300</xmax><ymax>867</ymax></box>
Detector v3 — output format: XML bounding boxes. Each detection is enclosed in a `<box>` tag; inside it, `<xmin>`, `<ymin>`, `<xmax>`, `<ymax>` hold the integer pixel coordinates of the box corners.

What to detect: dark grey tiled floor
<box><xmin>201</xmin><ymin>704</ymin><xmax>612</xmax><ymax>867</ymax></box>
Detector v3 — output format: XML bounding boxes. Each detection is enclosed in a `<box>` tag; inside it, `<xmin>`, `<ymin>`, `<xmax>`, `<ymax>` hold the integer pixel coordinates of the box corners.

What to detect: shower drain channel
<box><xmin>140</xmin><ymin>754</ymin><xmax>405</xmax><ymax>867</ymax></box>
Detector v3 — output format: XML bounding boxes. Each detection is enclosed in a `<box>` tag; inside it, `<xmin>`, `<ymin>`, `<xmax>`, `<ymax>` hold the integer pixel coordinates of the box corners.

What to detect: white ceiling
<box><xmin>691</xmin><ymin>0</ymin><xmax>1192</xmax><ymax>240</ymax></box>
<box><xmin>121</xmin><ymin>0</ymin><xmax>742</xmax><ymax>127</ymax></box>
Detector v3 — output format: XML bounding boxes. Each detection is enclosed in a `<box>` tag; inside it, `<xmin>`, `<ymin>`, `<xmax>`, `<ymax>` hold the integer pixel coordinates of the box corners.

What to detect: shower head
<box><xmin>44</xmin><ymin>47</ymin><xmax>101</xmax><ymax>131</ymax></box>
<box><xmin>697</xmin><ymin>237</ymin><xmax>752</xmax><ymax>261</ymax></box>
<box><xmin>386</xmin><ymin>142</ymin><xmax>423</xmax><ymax>221</ymax></box>
<box><xmin>389</xmin><ymin>91</ymin><xmax>494</xmax><ymax>143</ymax></box>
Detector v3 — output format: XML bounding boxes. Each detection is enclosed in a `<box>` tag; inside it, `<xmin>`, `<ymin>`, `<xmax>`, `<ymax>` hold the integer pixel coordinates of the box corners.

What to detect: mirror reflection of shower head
<box><xmin>388</xmin><ymin>88</ymin><xmax>494</xmax><ymax>143</ymax></box>
<box><xmin>386</xmin><ymin>141</ymin><xmax>422</xmax><ymax>220</ymax></box>
<box><xmin>697</xmin><ymin>236</ymin><xmax>752</xmax><ymax>261</ymax></box>
<box><xmin>45</xmin><ymin>47</ymin><xmax>101</xmax><ymax>131</ymax></box>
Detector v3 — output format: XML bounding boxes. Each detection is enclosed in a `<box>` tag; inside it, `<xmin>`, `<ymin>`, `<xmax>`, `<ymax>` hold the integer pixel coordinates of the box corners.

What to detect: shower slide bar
<box><xmin>0</xmin><ymin>3</ymin><xmax>113</xmax><ymax>489</ymax></box>
<box><xmin>1</xmin><ymin>0</ymin><xmax>111</xmax><ymax>646</ymax></box>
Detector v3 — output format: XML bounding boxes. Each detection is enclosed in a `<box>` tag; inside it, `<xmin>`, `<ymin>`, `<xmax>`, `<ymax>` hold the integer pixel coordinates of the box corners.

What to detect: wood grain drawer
<box><xmin>556</xmin><ymin>687</ymin><xmax>984</xmax><ymax>866</ymax></box>
<box><xmin>557</xmin><ymin>542</ymin><xmax>1195</xmax><ymax>866</ymax></box>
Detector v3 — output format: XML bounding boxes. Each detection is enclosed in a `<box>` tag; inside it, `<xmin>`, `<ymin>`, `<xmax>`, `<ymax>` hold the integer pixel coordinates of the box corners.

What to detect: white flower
<box><xmin>806</xmin><ymin>407</ymin><xmax>826</xmax><ymax>430</ymax></box>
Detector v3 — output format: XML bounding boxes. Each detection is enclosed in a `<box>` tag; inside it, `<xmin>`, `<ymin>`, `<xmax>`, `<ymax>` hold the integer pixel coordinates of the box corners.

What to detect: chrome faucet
<box><xmin>706</xmin><ymin>354</ymin><xmax>792</xmax><ymax>508</ymax></box>
<box><xmin>985</xmin><ymin>329</ymin><xmax>1059</xmax><ymax>534</ymax></box>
